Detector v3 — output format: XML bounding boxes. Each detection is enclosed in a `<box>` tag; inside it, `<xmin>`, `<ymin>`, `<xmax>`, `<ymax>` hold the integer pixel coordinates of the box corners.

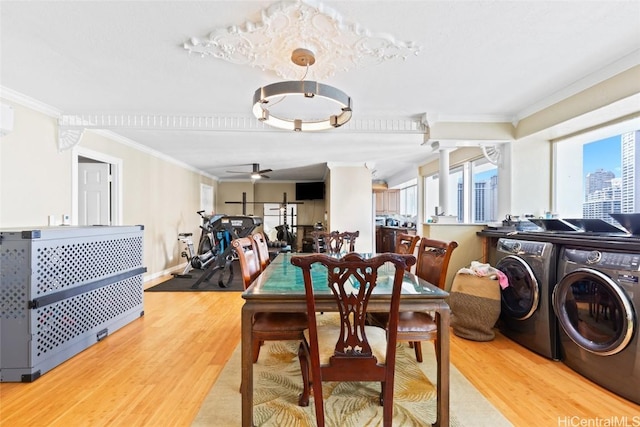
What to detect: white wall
<box><xmin>326</xmin><ymin>164</ymin><xmax>373</xmax><ymax>253</ymax></box>
<box><xmin>0</xmin><ymin>99</ymin><xmax>217</xmax><ymax>281</ymax></box>
<box><xmin>509</xmin><ymin>138</ymin><xmax>552</xmax><ymax>217</ymax></box>
<box><xmin>0</xmin><ymin>103</ymin><xmax>72</xmax><ymax>226</ymax></box>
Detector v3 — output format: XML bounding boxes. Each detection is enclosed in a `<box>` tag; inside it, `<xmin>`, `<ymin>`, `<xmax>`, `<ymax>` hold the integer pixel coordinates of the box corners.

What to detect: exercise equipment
<box><xmin>174</xmin><ymin>210</ymin><xmax>218</xmax><ymax>278</ymax></box>
<box><xmin>190</xmin><ymin>215</ymin><xmax>263</xmax><ymax>289</ymax></box>
<box><xmin>225</xmin><ymin>191</ymin><xmax>301</xmax><ymax>249</ymax></box>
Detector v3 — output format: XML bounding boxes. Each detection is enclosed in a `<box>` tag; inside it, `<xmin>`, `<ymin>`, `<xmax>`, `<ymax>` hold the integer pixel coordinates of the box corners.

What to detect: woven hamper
<box><xmin>449</xmin><ymin>273</ymin><xmax>501</xmax><ymax>341</ymax></box>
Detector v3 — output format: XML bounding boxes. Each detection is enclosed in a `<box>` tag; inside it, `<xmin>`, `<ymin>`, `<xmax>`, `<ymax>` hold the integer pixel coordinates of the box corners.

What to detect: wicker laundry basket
<box><xmin>449</xmin><ymin>273</ymin><xmax>501</xmax><ymax>341</ymax></box>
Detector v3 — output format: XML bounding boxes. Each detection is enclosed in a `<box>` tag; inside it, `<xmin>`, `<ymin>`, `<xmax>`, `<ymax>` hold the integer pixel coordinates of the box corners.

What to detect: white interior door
<box><xmin>78</xmin><ymin>162</ymin><xmax>111</xmax><ymax>225</ymax></box>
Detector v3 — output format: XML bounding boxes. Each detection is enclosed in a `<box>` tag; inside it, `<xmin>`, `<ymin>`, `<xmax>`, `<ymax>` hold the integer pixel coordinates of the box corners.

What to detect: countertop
<box><xmin>477</xmin><ymin>229</ymin><xmax>640</xmax><ymax>252</ymax></box>
<box><xmin>376</xmin><ymin>225</ymin><xmax>417</xmax><ymax>231</ymax></box>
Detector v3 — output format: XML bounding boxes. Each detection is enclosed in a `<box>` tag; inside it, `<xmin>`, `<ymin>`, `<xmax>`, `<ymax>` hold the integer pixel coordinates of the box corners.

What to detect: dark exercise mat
<box><xmin>145</xmin><ymin>260</ymin><xmax>244</xmax><ymax>292</ymax></box>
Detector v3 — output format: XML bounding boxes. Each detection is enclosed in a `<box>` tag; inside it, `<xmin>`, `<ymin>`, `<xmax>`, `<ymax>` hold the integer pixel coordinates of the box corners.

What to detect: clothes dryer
<box><xmin>495</xmin><ymin>238</ymin><xmax>559</xmax><ymax>359</ymax></box>
<box><xmin>553</xmin><ymin>246</ymin><xmax>640</xmax><ymax>405</ymax></box>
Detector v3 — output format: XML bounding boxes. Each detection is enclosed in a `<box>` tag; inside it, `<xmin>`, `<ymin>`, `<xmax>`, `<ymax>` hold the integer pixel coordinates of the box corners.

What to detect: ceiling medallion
<box><xmin>183</xmin><ymin>0</ymin><xmax>421</xmax><ymax>80</ymax></box>
<box><xmin>253</xmin><ymin>48</ymin><xmax>352</xmax><ymax>131</ymax></box>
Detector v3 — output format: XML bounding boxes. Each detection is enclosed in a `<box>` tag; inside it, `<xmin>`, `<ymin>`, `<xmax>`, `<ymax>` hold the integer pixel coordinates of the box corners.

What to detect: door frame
<box><xmin>72</xmin><ymin>147</ymin><xmax>122</xmax><ymax>226</ymax></box>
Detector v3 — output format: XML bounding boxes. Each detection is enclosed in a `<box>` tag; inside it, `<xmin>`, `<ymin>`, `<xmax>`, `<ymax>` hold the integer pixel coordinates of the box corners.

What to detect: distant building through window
<box><xmin>582</xmin><ymin>130</ymin><xmax>639</xmax><ymax>224</ymax></box>
<box><xmin>425</xmin><ymin>158</ymin><xmax>498</xmax><ymax>224</ymax></box>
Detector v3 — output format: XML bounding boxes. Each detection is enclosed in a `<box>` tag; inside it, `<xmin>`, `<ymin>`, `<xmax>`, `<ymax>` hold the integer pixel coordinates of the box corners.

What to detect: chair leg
<box><xmin>297</xmin><ymin>343</ymin><xmax>310</xmax><ymax>407</ymax></box>
<box><xmin>382</xmin><ymin>380</ymin><xmax>394</xmax><ymax>427</ymax></box>
<box><xmin>312</xmin><ymin>375</ymin><xmax>325</xmax><ymax>427</ymax></box>
<box><xmin>252</xmin><ymin>339</ymin><xmax>262</xmax><ymax>363</ymax></box>
<box><xmin>413</xmin><ymin>341</ymin><xmax>423</xmax><ymax>363</ymax></box>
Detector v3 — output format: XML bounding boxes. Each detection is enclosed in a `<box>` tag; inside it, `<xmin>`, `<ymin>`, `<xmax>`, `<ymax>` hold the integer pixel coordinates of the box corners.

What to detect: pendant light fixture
<box><xmin>252</xmin><ymin>49</ymin><xmax>352</xmax><ymax>132</ymax></box>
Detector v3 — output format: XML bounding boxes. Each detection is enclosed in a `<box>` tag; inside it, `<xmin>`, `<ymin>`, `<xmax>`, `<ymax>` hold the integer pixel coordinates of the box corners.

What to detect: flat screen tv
<box><xmin>295</xmin><ymin>182</ymin><xmax>324</xmax><ymax>200</ymax></box>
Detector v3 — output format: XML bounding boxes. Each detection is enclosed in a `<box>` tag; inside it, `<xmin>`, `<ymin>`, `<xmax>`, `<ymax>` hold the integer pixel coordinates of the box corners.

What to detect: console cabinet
<box><xmin>0</xmin><ymin>225</ymin><xmax>146</xmax><ymax>382</ymax></box>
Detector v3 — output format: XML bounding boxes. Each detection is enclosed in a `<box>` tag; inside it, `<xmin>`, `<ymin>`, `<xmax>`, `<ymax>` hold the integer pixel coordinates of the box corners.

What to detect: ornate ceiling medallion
<box><xmin>183</xmin><ymin>0</ymin><xmax>421</xmax><ymax>79</ymax></box>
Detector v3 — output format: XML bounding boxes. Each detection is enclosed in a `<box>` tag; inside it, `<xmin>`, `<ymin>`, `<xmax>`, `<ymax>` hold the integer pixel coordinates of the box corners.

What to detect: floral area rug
<box><xmin>193</xmin><ymin>315</ymin><xmax>512</xmax><ymax>427</ymax></box>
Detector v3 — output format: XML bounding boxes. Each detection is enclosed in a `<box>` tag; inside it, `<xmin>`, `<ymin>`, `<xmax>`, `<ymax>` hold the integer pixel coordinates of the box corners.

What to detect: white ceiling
<box><xmin>1</xmin><ymin>1</ymin><xmax>639</xmax><ymax>183</ymax></box>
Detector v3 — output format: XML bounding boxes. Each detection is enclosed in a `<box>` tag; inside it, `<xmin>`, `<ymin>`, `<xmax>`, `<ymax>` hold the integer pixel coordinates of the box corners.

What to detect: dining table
<box><xmin>240</xmin><ymin>252</ymin><xmax>451</xmax><ymax>427</ymax></box>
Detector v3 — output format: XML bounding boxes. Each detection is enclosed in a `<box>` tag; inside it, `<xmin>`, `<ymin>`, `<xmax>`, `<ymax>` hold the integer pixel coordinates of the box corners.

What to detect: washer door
<box><xmin>496</xmin><ymin>255</ymin><xmax>540</xmax><ymax>320</ymax></box>
<box><xmin>553</xmin><ymin>268</ymin><xmax>635</xmax><ymax>356</ymax></box>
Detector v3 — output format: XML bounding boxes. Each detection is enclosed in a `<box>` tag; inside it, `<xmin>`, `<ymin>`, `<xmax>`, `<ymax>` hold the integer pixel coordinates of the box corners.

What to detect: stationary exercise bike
<box><xmin>174</xmin><ymin>210</ymin><xmax>221</xmax><ymax>278</ymax></box>
<box><xmin>190</xmin><ymin>215</ymin><xmax>262</xmax><ymax>288</ymax></box>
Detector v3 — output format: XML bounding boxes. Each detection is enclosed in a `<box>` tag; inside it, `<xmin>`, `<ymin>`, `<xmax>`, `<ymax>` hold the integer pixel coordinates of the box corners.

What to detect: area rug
<box><xmin>193</xmin><ymin>320</ymin><xmax>513</xmax><ymax>426</ymax></box>
<box><xmin>145</xmin><ymin>261</ymin><xmax>244</xmax><ymax>292</ymax></box>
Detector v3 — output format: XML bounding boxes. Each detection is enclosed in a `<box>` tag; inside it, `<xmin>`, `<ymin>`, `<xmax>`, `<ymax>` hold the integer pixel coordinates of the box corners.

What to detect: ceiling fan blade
<box><xmin>224</xmin><ymin>163</ymin><xmax>275</xmax><ymax>179</ymax></box>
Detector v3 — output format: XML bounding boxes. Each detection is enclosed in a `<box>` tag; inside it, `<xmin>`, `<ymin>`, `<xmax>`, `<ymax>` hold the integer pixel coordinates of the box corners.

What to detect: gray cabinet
<box><xmin>0</xmin><ymin>226</ymin><xmax>145</xmax><ymax>382</ymax></box>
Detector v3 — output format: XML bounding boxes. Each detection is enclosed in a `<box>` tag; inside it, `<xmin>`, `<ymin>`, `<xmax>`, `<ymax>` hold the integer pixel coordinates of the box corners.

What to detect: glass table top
<box><xmin>243</xmin><ymin>252</ymin><xmax>449</xmax><ymax>298</ymax></box>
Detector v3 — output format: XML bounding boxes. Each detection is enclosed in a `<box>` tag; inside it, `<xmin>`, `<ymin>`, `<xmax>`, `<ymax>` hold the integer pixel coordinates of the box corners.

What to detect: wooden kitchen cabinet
<box><xmin>374</xmin><ymin>189</ymin><xmax>400</xmax><ymax>215</ymax></box>
<box><xmin>376</xmin><ymin>226</ymin><xmax>415</xmax><ymax>253</ymax></box>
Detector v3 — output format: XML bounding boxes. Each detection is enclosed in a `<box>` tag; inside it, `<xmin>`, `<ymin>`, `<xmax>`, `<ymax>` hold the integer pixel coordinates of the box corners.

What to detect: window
<box><xmin>424</xmin><ymin>166</ymin><xmax>464</xmax><ymax>221</ymax></box>
<box><xmin>262</xmin><ymin>203</ymin><xmax>297</xmax><ymax>241</ymax></box>
<box><xmin>397</xmin><ymin>179</ymin><xmax>417</xmax><ymax>217</ymax></box>
<box><xmin>555</xmin><ymin>122</ymin><xmax>639</xmax><ymax>222</ymax></box>
<box><xmin>472</xmin><ymin>159</ymin><xmax>499</xmax><ymax>223</ymax></box>
<box><xmin>424</xmin><ymin>157</ymin><xmax>498</xmax><ymax>223</ymax></box>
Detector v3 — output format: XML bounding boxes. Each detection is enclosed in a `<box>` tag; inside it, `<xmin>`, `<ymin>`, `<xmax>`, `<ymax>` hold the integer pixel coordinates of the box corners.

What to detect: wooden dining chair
<box><xmin>291</xmin><ymin>252</ymin><xmax>416</xmax><ymax>427</ymax></box>
<box><xmin>369</xmin><ymin>237</ymin><xmax>458</xmax><ymax>363</ymax></box>
<box><xmin>311</xmin><ymin>230</ymin><xmax>359</xmax><ymax>254</ymax></box>
<box><xmin>399</xmin><ymin>237</ymin><xmax>458</xmax><ymax>362</ymax></box>
<box><xmin>231</xmin><ymin>237</ymin><xmax>307</xmax><ymax>363</ymax></box>
<box><xmin>395</xmin><ymin>233</ymin><xmax>420</xmax><ymax>268</ymax></box>
<box><xmin>252</xmin><ymin>231</ymin><xmax>271</xmax><ymax>271</ymax></box>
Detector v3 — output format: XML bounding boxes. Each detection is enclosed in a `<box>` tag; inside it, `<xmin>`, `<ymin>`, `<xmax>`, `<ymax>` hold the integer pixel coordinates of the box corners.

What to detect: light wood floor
<box><xmin>1</xmin><ymin>280</ymin><xmax>638</xmax><ymax>426</ymax></box>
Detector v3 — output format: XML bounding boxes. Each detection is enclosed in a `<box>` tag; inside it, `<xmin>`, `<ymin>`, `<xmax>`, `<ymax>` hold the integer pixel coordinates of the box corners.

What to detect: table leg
<box><xmin>241</xmin><ymin>304</ymin><xmax>254</xmax><ymax>427</ymax></box>
<box><xmin>434</xmin><ymin>306</ymin><xmax>450</xmax><ymax>427</ymax></box>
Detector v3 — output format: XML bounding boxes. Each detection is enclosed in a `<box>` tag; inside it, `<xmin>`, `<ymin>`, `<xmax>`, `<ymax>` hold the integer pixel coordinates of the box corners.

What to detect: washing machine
<box><xmin>495</xmin><ymin>238</ymin><xmax>559</xmax><ymax>360</ymax></box>
<box><xmin>553</xmin><ymin>246</ymin><xmax>640</xmax><ymax>404</ymax></box>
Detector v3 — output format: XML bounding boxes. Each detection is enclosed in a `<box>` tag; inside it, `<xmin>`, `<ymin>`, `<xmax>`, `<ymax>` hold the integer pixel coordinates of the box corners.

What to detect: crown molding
<box><xmin>514</xmin><ymin>48</ymin><xmax>640</xmax><ymax>124</ymax></box>
<box><xmin>0</xmin><ymin>86</ymin><xmax>62</xmax><ymax>118</ymax></box>
<box><xmin>84</xmin><ymin>129</ymin><xmax>218</xmax><ymax>180</ymax></box>
<box><xmin>58</xmin><ymin>113</ymin><xmax>427</xmax><ymax>134</ymax></box>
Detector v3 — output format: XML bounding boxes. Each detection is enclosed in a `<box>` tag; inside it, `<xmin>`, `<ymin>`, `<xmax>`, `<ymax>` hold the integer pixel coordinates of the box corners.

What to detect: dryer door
<box><xmin>553</xmin><ymin>268</ymin><xmax>635</xmax><ymax>356</ymax></box>
<box><xmin>496</xmin><ymin>255</ymin><xmax>540</xmax><ymax>320</ymax></box>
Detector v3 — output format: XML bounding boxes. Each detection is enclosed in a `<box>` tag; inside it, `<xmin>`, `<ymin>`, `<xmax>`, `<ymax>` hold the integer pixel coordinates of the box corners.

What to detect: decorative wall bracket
<box><xmin>183</xmin><ymin>0</ymin><xmax>421</xmax><ymax>79</ymax></box>
<box><xmin>58</xmin><ymin>126</ymin><xmax>85</xmax><ymax>152</ymax></box>
<box><xmin>481</xmin><ymin>144</ymin><xmax>504</xmax><ymax>166</ymax></box>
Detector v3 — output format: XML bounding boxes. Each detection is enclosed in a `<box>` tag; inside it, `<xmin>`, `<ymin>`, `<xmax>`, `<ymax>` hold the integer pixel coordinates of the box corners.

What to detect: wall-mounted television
<box><xmin>295</xmin><ymin>182</ymin><xmax>325</xmax><ymax>200</ymax></box>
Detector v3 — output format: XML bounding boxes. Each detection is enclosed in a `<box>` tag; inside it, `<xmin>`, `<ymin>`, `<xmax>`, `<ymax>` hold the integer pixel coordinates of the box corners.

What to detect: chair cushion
<box><xmin>253</xmin><ymin>312</ymin><xmax>308</xmax><ymax>332</ymax></box>
<box><xmin>304</xmin><ymin>324</ymin><xmax>388</xmax><ymax>365</ymax></box>
<box><xmin>368</xmin><ymin>312</ymin><xmax>437</xmax><ymax>333</ymax></box>
<box><xmin>397</xmin><ymin>312</ymin><xmax>437</xmax><ymax>333</ymax></box>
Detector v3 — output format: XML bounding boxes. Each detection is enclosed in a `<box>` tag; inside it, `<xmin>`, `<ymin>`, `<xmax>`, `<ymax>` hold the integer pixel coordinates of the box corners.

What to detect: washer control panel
<box><xmin>498</xmin><ymin>238</ymin><xmax>549</xmax><ymax>256</ymax></box>
<box><xmin>562</xmin><ymin>248</ymin><xmax>640</xmax><ymax>271</ymax></box>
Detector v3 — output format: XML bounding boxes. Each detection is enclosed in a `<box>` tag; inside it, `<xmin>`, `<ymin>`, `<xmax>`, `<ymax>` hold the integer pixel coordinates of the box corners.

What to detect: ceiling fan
<box><xmin>225</xmin><ymin>163</ymin><xmax>273</xmax><ymax>179</ymax></box>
